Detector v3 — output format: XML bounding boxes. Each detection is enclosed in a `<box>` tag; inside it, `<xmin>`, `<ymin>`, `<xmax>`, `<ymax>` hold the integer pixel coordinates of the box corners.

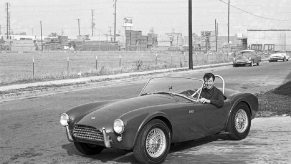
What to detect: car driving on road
<box><xmin>233</xmin><ymin>50</ymin><xmax>262</xmax><ymax>67</ymax></box>
<box><xmin>60</xmin><ymin>75</ymin><xmax>258</xmax><ymax>164</ymax></box>
<box><xmin>269</xmin><ymin>52</ymin><xmax>289</xmax><ymax>62</ymax></box>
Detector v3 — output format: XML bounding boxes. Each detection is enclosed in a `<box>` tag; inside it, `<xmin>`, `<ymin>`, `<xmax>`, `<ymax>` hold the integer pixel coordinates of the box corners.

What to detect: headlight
<box><xmin>113</xmin><ymin>119</ymin><xmax>124</xmax><ymax>134</ymax></box>
<box><xmin>60</xmin><ymin>113</ymin><xmax>69</xmax><ymax>126</ymax></box>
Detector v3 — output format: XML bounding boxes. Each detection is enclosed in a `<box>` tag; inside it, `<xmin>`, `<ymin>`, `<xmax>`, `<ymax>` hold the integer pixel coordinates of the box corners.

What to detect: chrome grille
<box><xmin>73</xmin><ymin>125</ymin><xmax>104</xmax><ymax>142</ymax></box>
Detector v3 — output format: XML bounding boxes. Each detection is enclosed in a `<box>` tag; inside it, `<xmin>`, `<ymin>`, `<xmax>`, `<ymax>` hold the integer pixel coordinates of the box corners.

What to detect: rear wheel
<box><xmin>283</xmin><ymin>57</ymin><xmax>286</xmax><ymax>62</ymax></box>
<box><xmin>257</xmin><ymin>62</ymin><xmax>260</xmax><ymax>66</ymax></box>
<box><xmin>249</xmin><ymin>60</ymin><xmax>254</xmax><ymax>67</ymax></box>
<box><xmin>227</xmin><ymin>103</ymin><xmax>251</xmax><ymax>140</ymax></box>
<box><xmin>74</xmin><ymin>142</ymin><xmax>104</xmax><ymax>155</ymax></box>
<box><xmin>133</xmin><ymin>119</ymin><xmax>171</xmax><ymax>164</ymax></box>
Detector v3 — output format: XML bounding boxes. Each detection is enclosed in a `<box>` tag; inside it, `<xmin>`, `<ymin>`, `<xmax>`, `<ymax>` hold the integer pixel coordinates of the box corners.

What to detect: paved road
<box><xmin>0</xmin><ymin>61</ymin><xmax>291</xmax><ymax>164</ymax></box>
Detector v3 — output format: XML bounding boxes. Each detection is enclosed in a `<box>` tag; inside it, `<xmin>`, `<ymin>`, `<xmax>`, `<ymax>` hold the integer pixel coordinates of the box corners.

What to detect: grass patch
<box><xmin>0</xmin><ymin>51</ymin><xmax>233</xmax><ymax>85</ymax></box>
<box><xmin>272</xmin><ymin>81</ymin><xmax>291</xmax><ymax>96</ymax></box>
<box><xmin>257</xmin><ymin>80</ymin><xmax>291</xmax><ymax>117</ymax></box>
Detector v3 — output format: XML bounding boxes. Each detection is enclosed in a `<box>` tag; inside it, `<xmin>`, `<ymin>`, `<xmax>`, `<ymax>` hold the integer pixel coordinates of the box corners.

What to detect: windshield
<box><xmin>140</xmin><ymin>77</ymin><xmax>204</xmax><ymax>101</ymax></box>
<box><xmin>237</xmin><ymin>52</ymin><xmax>252</xmax><ymax>58</ymax></box>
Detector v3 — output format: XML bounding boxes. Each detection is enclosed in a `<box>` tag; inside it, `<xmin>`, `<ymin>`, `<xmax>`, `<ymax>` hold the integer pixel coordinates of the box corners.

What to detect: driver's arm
<box><xmin>199</xmin><ymin>88</ymin><xmax>224</xmax><ymax>108</ymax></box>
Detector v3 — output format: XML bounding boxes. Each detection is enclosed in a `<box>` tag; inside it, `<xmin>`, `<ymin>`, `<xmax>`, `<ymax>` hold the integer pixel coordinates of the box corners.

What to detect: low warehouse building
<box><xmin>247</xmin><ymin>29</ymin><xmax>291</xmax><ymax>52</ymax></box>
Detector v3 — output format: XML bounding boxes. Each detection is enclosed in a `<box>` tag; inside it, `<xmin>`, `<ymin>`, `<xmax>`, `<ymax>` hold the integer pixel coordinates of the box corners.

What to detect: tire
<box><xmin>257</xmin><ymin>62</ymin><xmax>260</xmax><ymax>66</ymax></box>
<box><xmin>283</xmin><ymin>57</ymin><xmax>286</xmax><ymax>62</ymax></box>
<box><xmin>133</xmin><ymin>119</ymin><xmax>171</xmax><ymax>164</ymax></box>
<box><xmin>226</xmin><ymin>102</ymin><xmax>251</xmax><ymax>140</ymax></box>
<box><xmin>249</xmin><ymin>60</ymin><xmax>254</xmax><ymax>67</ymax></box>
<box><xmin>74</xmin><ymin>142</ymin><xmax>104</xmax><ymax>155</ymax></box>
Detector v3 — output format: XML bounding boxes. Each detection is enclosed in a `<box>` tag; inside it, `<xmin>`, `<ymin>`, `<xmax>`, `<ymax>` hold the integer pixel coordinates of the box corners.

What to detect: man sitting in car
<box><xmin>199</xmin><ymin>73</ymin><xmax>224</xmax><ymax>108</ymax></box>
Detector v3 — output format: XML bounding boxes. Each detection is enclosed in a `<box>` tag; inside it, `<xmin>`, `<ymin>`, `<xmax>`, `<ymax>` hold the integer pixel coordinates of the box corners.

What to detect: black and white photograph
<box><xmin>0</xmin><ymin>0</ymin><xmax>291</xmax><ymax>163</ymax></box>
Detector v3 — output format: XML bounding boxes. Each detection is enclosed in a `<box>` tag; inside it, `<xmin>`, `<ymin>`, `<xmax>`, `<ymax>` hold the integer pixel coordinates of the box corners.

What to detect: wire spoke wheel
<box><xmin>235</xmin><ymin>109</ymin><xmax>249</xmax><ymax>133</ymax></box>
<box><xmin>227</xmin><ymin>102</ymin><xmax>251</xmax><ymax>140</ymax></box>
<box><xmin>133</xmin><ymin>119</ymin><xmax>170</xmax><ymax>164</ymax></box>
<box><xmin>145</xmin><ymin>128</ymin><xmax>166</xmax><ymax>158</ymax></box>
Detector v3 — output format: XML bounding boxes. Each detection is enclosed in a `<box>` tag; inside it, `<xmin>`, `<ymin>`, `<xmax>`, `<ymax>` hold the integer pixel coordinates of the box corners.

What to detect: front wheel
<box><xmin>227</xmin><ymin>103</ymin><xmax>251</xmax><ymax>140</ymax></box>
<box><xmin>74</xmin><ymin>142</ymin><xmax>104</xmax><ymax>155</ymax></box>
<box><xmin>133</xmin><ymin>119</ymin><xmax>171</xmax><ymax>164</ymax></box>
<box><xmin>283</xmin><ymin>57</ymin><xmax>286</xmax><ymax>62</ymax></box>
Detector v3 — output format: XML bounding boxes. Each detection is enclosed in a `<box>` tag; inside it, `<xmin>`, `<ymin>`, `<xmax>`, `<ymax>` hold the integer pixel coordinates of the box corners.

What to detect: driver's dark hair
<box><xmin>203</xmin><ymin>73</ymin><xmax>215</xmax><ymax>81</ymax></box>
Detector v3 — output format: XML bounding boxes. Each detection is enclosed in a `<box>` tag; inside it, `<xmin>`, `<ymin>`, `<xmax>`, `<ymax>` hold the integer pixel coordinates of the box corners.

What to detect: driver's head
<box><xmin>203</xmin><ymin>73</ymin><xmax>215</xmax><ymax>90</ymax></box>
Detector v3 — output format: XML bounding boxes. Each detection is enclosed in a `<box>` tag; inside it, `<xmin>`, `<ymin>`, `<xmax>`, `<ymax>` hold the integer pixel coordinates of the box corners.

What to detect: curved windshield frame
<box><xmin>139</xmin><ymin>77</ymin><xmax>204</xmax><ymax>101</ymax></box>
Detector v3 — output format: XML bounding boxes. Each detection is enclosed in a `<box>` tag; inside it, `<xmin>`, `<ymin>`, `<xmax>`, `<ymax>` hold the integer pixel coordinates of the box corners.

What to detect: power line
<box><xmin>218</xmin><ymin>0</ymin><xmax>288</xmax><ymax>21</ymax></box>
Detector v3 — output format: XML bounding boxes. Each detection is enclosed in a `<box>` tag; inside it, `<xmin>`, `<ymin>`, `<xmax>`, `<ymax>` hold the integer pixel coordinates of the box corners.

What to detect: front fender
<box><xmin>115</xmin><ymin>106</ymin><xmax>171</xmax><ymax>150</ymax></box>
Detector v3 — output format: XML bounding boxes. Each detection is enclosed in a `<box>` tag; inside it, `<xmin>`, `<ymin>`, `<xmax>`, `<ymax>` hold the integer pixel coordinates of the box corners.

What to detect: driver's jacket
<box><xmin>200</xmin><ymin>86</ymin><xmax>224</xmax><ymax>108</ymax></box>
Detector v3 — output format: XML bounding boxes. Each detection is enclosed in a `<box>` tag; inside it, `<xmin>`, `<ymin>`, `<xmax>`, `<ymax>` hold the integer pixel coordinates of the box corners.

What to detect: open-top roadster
<box><xmin>60</xmin><ymin>75</ymin><xmax>258</xmax><ymax>164</ymax></box>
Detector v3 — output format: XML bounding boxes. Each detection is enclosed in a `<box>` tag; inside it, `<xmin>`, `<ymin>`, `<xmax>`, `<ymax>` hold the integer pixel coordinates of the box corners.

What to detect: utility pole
<box><xmin>6</xmin><ymin>2</ymin><xmax>10</xmax><ymax>39</ymax></box>
<box><xmin>215</xmin><ymin>19</ymin><xmax>217</xmax><ymax>52</ymax></box>
<box><xmin>91</xmin><ymin>9</ymin><xmax>94</xmax><ymax>37</ymax></box>
<box><xmin>113</xmin><ymin>0</ymin><xmax>117</xmax><ymax>42</ymax></box>
<box><xmin>40</xmin><ymin>21</ymin><xmax>43</xmax><ymax>51</ymax></box>
<box><xmin>228</xmin><ymin>0</ymin><xmax>230</xmax><ymax>44</ymax></box>
<box><xmin>109</xmin><ymin>26</ymin><xmax>112</xmax><ymax>42</ymax></box>
<box><xmin>77</xmin><ymin>18</ymin><xmax>80</xmax><ymax>36</ymax></box>
<box><xmin>188</xmin><ymin>0</ymin><xmax>193</xmax><ymax>69</ymax></box>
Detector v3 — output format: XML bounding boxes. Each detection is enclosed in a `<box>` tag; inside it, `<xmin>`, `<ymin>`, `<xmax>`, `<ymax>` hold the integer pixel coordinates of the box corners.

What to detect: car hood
<box><xmin>76</xmin><ymin>94</ymin><xmax>176</xmax><ymax>128</ymax></box>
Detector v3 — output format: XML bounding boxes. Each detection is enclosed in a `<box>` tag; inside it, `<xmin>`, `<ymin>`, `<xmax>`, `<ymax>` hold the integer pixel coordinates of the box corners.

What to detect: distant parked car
<box><xmin>233</xmin><ymin>50</ymin><xmax>262</xmax><ymax>67</ymax></box>
<box><xmin>269</xmin><ymin>52</ymin><xmax>289</xmax><ymax>62</ymax></box>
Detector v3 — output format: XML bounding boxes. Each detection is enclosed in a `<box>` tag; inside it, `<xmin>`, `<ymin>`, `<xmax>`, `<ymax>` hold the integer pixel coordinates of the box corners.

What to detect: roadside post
<box><xmin>180</xmin><ymin>55</ymin><xmax>182</xmax><ymax>67</ymax></box>
<box><xmin>170</xmin><ymin>52</ymin><xmax>173</xmax><ymax>66</ymax></box>
<box><xmin>32</xmin><ymin>57</ymin><xmax>35</xmax><ymax>79</ymax></box>
<box><xmin>119</xmin><ymin>55</ymin><xmax>122</xmax><ymax>68</ymax></box>
<box><xmin>95</xmin><ymin>56</ymin><xmax>98</xmax><ymax>70</ymax></box>
<box><xmin>183</xmin><ymin>52</ymin><xmax>186</xmax><ymax>65</ymax></box>
<box><xmin>155</xmin><ymin>53</ymin><xmax>158</xmax><ymax>66</ymax></box>
<box><xmin>67</xmin><ymin>57</ymin><xmax>70</xmax><ymax>75</ymax></box>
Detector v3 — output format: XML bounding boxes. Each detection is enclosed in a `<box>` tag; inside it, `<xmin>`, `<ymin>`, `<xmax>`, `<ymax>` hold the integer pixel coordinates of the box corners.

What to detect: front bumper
<box><xmin>233</xmin><ymin>61</ymin><xmax>251</xmax><ymax>65</ymax></box>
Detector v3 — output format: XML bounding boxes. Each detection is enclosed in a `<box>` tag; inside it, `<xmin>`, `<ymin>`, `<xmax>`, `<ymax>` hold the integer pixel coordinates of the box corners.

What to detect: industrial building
<box><xmin>247</xmin><ymin>29</ymin><xmax>291</xmax><ymax>52</ymax></box>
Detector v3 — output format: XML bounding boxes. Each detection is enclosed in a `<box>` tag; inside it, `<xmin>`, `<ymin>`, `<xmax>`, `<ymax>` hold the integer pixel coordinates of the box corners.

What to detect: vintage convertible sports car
<box><xmin>60</xmin><ymin>75</ymin><xmax>258</xmax><ymax>164</ymax></box>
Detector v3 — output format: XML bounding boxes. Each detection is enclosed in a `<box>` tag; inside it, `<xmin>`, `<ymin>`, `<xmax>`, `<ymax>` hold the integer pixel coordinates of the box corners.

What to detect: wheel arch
<box><xmin>224</xmin><ymin>96</ymin><xmax>255</xmax><ymax>131</ymax></box>
<box><xmin>133</xmin><ymin>113</ymin><xmax>173</xmax><ymax>148</ymax></box>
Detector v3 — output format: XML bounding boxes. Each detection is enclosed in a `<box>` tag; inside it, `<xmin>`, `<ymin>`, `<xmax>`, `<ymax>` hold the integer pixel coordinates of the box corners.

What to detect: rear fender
<box><xmin>224</xmin><ymin>93</ymin><xmax>258</xmax><ymax>130</ymax></box>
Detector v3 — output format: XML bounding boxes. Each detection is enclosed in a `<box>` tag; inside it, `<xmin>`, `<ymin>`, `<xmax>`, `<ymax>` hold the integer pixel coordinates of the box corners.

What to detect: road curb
<box><xmin>0</xmin><ymin>62</ymin><xmax>232</xmax><ymax>92</ymax></box>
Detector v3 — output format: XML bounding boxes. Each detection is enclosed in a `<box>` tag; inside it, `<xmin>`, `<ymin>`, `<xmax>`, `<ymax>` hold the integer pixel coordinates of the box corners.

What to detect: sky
<box><xmin>0</xmin><ymin>0</ymin><xmax>291</xmax><ymax>39</ymax></box>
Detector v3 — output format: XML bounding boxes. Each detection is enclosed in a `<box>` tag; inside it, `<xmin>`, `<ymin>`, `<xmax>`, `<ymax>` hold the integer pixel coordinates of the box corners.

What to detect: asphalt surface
<box><xmin>0</xmin><ymin>61</ymin><xmax>291</xmax><ymax>164</ymax></box>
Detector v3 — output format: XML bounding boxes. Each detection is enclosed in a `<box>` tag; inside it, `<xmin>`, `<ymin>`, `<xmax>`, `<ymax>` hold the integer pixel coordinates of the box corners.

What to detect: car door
<box><xmin>167</xmin><ymin>101</ymin><xmax>208</xmax><ymax>142</ymax></box>
<box><xmin>189</xmin><ymin>102</ymin><xmax>230</xmax><ymax>136</ymax></box>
